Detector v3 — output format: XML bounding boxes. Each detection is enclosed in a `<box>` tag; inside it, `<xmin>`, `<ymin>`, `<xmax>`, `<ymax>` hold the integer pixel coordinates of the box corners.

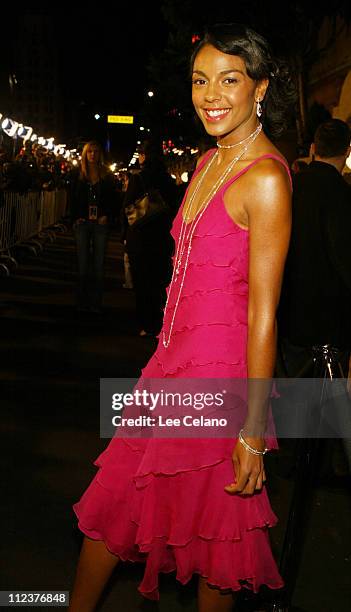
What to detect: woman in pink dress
<box><xmin>69</xmin><ymin>23</ymin><xmax>294</xmax><ymax>611</ymax></box>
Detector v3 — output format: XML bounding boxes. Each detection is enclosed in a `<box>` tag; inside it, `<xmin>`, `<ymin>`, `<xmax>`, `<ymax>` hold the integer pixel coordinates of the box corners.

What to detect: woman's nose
<box><xmin>204</xmin><ymin>82</ymin><xmax>221</xmax><ymax>102</ymax></box>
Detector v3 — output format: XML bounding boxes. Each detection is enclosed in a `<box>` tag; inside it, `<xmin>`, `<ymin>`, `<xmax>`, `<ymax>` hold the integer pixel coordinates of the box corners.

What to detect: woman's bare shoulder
<box><xmin>248</xmin><ymin>145</ymin><xmax>290</xmax><ymax>190</ymax></box>
<box><xmin>243</xmin><ymin>146</ymin><xmax>291</xmax><ymax>219</ymax></box>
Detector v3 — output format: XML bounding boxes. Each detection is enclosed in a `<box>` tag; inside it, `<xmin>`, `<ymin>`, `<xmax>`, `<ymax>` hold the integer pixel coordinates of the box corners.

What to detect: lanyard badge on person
<box><xmin>88</xmin><ymin>185</ymin><xmax>98</xmax><ymax>221</ymax></box>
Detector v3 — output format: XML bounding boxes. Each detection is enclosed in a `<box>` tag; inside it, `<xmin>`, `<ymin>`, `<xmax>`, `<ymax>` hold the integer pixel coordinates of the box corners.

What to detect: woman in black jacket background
<box><xmin>70</xmin><ymin>141</ymin><xmax>117</xmax><ymax>313</ymax></box>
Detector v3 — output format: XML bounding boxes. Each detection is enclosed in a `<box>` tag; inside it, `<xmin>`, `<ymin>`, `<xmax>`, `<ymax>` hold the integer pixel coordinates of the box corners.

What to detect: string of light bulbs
<box><xmin>0</xmin><ymin>112</ymin><xmax>79</xmax><ymax>160</ymax></box>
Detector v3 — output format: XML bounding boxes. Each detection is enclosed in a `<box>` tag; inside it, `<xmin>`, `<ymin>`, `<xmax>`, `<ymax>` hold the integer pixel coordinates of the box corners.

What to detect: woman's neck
<box><xmin>88</xmin><ymin>164</ymin><xmax>99</xmax><ymax>183</ymax></box>
<box><xmin>216</xmin><ymin>123</ymin><xmax>264</xmax><ymax>165</ymax></box>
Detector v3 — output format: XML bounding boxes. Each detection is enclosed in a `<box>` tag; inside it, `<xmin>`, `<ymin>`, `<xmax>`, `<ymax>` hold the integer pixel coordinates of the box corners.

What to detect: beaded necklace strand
<box><xmin>217</xmin><ymin>122</ymin><xmax>262</xmax><ymax>149</ymax></box>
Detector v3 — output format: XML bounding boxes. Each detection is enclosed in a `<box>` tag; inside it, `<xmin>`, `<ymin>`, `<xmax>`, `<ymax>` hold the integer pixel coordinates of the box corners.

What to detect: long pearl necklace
<box><xmin>162</xmin><ymin>123</ymin><xmax>262</xmax><ymax>349</ymax></box>
<box><xmin>217</xmin><ymin>122</ymin><xmax>262</xmax><ymax>149</ymax></box>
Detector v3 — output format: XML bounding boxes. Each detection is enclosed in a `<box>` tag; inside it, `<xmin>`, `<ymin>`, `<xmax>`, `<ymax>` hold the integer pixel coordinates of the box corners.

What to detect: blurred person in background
<box><xmin>31</xmin><ymin>144</ymin><xmax>52</xmax><ymax>190</ymax></box>
<box><xmin>124</xmin><ymin>139</ymin><xmax>180</xmax><ymax>218</ymax></box>
<box><xmin>290</xmin><ymin>158</ymin><xmax>308</xmax><ymax>174</ymax></box>
<box><xmin>278</xmin><ymin>118</ymin><xmax>351</xmax><ymax>472</ymax></box>
<box><xmin>118</xmin><ymin>170</ymin><xmax>134</xmax><ymax>289</ymax></box>
<box><xmin>279</xmin><ymin>119</ymin><xmax>351</xmax><ymax>383</ymax></box>
<box><xmin>70</xmin><ymin>140</ymin><xmax>117</xmax><ymax>313</ymax></box>
<box><xmin>125</xmin><ymin>189</ymin><xmax>174</xmax><ymax>336</ymax></box>
<box><xmin>0</xmin><ymin>145</ymin><xmax>10</xmax><ymax>189</ymax></box>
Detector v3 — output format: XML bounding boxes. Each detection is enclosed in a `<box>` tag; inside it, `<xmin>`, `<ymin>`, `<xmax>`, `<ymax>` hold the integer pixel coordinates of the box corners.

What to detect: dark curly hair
<box><xmin>190</xmin><ymin>23</ymin><xmax>296</xmax><ymax>139</ymax></box>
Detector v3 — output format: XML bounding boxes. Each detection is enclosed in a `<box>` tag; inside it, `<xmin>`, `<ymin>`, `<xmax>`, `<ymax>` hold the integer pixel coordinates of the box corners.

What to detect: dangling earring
<box><xmin>256</xmin><ymin>99</ymin><xmax>263</xmax><ymax>118</ymax></box>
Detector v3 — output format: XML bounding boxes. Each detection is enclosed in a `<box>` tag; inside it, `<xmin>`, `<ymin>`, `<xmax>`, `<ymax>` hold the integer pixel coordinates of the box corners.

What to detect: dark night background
<box><xmin>1</xmin><ymin>3</ymin><xmax>351</xmax><ymax>611</ymax></box>
<box><xmin>0</xmin><ymin>5</ymin><xmax>170</xmax><ymax>162</ymax></box>
<box><xmin>0</xmin><ymin>1</ymin><xmax>350</xmax><ymax>163</ymax></box>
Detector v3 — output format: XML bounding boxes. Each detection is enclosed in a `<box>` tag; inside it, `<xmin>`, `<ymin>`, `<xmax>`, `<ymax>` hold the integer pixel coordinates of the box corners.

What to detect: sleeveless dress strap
<box><xmin>219</xmin><ymin>153</ymin><xmax>293</xmax><ymax>194</ymax></box>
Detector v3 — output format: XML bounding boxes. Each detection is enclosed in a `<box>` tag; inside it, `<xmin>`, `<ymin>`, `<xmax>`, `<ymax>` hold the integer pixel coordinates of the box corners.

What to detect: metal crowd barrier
<box><xmin>0</xmin><ymin>189</ymin><xmax>67</xmax><ymax>275</ymax></box>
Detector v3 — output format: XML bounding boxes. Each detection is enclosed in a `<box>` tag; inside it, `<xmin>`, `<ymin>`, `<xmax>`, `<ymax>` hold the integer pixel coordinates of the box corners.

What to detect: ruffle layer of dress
<box><xmin>170</xmin><ymin>231</ymin><xmax>248</xmax><ymax>283</ymax></box>
<box><xmin>96</xmin><ymin>438</ymin><xmax>234</xmax><ymax>482</ymax></box>
<box><xmin>142</xmin><ymin>354</ymin><xmax>248</xmax><ymax>380</ymax></box>
<box><xmin>184</xmin><ymin>229</ymin><xmax>247</xmax><ymax>263</ymax></box>
<box><xmin>165</xmin><ymin>290</ymin><xmax>247</xmax><ymax>329</ymax></box>
<box><xmin>73</xmin><ymin>438</ymin><xmax>283</xmax><ymax>600</ymax></box>
<box><xmin>153</xmin><ymin>324</ymin><xmax>247</xmax><ymax>377</ymax></box>
<box><xmin>170</xmin><ymin>202</ymin><xmax>248</xmax><ymax>290</ymax></box>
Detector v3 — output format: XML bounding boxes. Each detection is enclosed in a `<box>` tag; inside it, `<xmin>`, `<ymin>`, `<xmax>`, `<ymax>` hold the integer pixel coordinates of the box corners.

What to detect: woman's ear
<box><xmin>256</xmin><ymin>78</ymin><xmax>269</xmax><ymax>102</ymax></box>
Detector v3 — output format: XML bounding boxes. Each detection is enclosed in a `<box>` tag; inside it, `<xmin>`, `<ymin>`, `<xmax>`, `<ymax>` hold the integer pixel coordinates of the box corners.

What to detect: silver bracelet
<box><xmin>238</xmin><ymin>429</ymin><xmax>269</xmax><ymax>456</ymax></box>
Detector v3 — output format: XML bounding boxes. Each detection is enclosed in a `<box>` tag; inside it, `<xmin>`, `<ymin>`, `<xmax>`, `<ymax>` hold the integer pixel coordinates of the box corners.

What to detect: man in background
<box><xmin>274</xmin><ymin>118</ymin><xmax>351</xmax><ymax>611</ymax></box>
<box><xmin>279</xmin><ymin>118</ymin><xmax>351</xmax><ymax>379</ymax></box>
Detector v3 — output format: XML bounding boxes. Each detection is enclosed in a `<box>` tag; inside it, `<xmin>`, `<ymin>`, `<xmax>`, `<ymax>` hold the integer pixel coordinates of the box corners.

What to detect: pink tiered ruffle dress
<box><xmin>73</xmin><ymin>151</ymin><xmax>290</xmax><ymax>600</ymax></box>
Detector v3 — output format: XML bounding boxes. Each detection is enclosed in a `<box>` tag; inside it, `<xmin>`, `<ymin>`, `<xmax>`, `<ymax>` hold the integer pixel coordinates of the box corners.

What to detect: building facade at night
<box><xmin>307</xmin><ymin>16</ymin><xmax>351</xmax><ymax>123</ymax></box>
<box><xmin>6</xmin><ymin>13</ymin><xmax>63</xmax><ymax>139</ymax></box>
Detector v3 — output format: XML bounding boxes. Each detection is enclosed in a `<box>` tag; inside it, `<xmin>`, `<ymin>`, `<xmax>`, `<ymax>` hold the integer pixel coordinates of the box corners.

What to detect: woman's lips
<box><xmin>203</xmin><ymin>108</ymin><xmax>230</xmax><ymax>123</ymax></box>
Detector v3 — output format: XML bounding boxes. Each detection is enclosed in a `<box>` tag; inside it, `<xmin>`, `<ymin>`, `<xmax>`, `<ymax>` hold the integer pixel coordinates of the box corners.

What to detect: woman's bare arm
<box><xmin>225</xmin><ymin>159</ymin><xmax>291</xmax><ymax>496</ymax></box>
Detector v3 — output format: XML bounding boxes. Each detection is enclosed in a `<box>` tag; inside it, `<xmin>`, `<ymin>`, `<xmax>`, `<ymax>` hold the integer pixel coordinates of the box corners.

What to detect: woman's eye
<box><xmin>224</xmin><ymin>78</ymin><xmax>238</xmax><ymax>84</ymax></box>
<box><xmin>192</xmin><ymin>78</ymin><xmax>206</xmax><ymax>85</ymax></box>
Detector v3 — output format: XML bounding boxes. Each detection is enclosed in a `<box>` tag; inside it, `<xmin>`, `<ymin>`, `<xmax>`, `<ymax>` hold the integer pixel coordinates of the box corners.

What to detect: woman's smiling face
<box><xmin>192</xmin><ymin>44</ymin><xmax>261</xmax><ymax>140</ymax></box>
